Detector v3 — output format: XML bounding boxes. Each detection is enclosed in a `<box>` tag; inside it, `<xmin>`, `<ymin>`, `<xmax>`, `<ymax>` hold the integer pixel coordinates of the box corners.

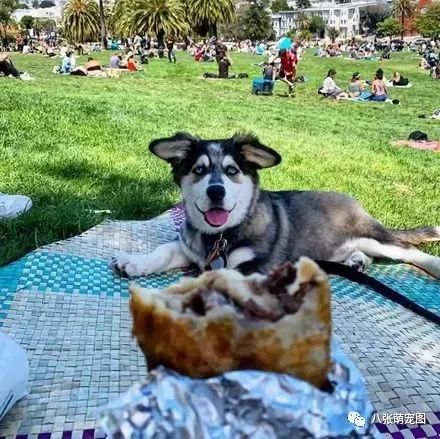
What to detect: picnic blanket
<box><xmin>391</xmin><ymin>140</ymin><xmax>440</xmax><ymax>152</ymax></box>
<box><xmin>0</xmin><ymin>205</ymin><xmax>439</xmax><ymax>439</ymax></box>
<box><xmin>385</xmin><ymin>81</ymin><xmax>413</xmax><ymax>88</ymax></box>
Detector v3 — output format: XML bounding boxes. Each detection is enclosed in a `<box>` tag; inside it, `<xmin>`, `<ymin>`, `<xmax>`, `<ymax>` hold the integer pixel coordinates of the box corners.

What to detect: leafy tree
<box><xmin>296</xmin><ymin>0</ymin><xmax>310</xmax><ymax>10</ymax></box>
<box><xmin>327</xmin><ymin>25</ymin><xmax>339</xmax><ymax>42</ymax></box>
<box><xmin>237</xmin><ymin>0</ymin><xmax>273</xmax><ymax>41</ymax></box>
<box><xmin>297</xmin><ymin>29</ymin><xmax>312</xmax><ymax>40</ymax></box>
<box><xmin>32</xmin><ymin>0</ymin><xmax>38</xmax><ymax>6</ymax></box>
<box><xmin>187</xmin><ymin>0</ymin><xmax>235</xmax><ymax>37</ymax></box>
<box><xmin>20</xmin><ymin>14</ymin><xmax>34</xmax><ymax>29</ymax></box>
<box><xmin>308</xmin><ymin>14</ymin><xmax>325</xmax><ymax>37</ymax></box>
<box><xmin>0</xmin><ymin>0</ymin><xmax>18</xmax><ymax>48</ymax></box>
<box><xmin>392</xmin><ymin>0</ymin><xmax>415</xmax><ymax>39</ymax></box>
<box><xmin>39</xmin><ymin>0</ymin><xmax>55</xmax><ymax>7</ymax></box>
<box><xmin>62</xmin><ymin>0</ymin><xmax>100</xmax><ymax>42</ymax></box>
<box><xmin>377</xmin><ymin>16</ymin><xmax>403</xmax><ymax>41</ymax></box>
<box><xmin>415</xmin><ymin>2</ymin><xmax>440</xmax><ymax>39</ymax></box>
<box><xmin>359</xmin><ymin>4</ymin><xmax>391</xmax><ymax>32</ymax></box>
<box><xmin>271</xmin><ymin>0</ymin><xmax>293</xmax><ymax>13</ymax></box>
<box><xmin>18</xmin><ymin>2</ymin><xmax>28</xmax><ymax>7</ymax></box>
<box><xmin>34</xmin><ymin>17</ymin><xmax>56</xmax><ymax>32</ymax></box>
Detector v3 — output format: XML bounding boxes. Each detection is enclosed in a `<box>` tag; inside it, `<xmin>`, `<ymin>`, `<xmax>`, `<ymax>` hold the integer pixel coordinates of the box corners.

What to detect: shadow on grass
<box><xmin>0</xmin><ymin>161</ymin><xmax>179</xmax><ymax>266</ymax></box>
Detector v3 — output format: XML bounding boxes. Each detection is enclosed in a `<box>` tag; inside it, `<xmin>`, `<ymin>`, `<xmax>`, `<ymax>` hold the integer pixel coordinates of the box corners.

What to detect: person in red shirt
<box><xmin>279</xmin><ymin>49</ymin><xmax>296</xmax><ymax>97</ymax></box>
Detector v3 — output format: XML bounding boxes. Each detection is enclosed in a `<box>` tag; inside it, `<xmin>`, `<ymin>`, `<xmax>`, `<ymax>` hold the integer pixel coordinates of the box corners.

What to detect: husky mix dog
<box><xmin>111</xmin><ymin>132</ymin><xmax>440</xmax><ymax>279</ymax></box>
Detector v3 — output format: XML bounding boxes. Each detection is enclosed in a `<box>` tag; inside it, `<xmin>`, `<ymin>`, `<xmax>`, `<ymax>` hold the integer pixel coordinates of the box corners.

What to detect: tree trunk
<box><xmin>99</xmin><ymin>0</ymin><xmax>107</xmax><ymax>49</ymax></box>
<box><xmin>157</xmin><ymin>28</ymin><xmax>165</xmax><ymax>58</ymax></box>
<box><xmin>401</xmin><ymin>13</ymin><xmax>404</xmax><ymax>41</ymax></box>
<box><xmin>209</xmin><ymin>22</ymin><xmax>218</xmax><ymax>38</ymax></box>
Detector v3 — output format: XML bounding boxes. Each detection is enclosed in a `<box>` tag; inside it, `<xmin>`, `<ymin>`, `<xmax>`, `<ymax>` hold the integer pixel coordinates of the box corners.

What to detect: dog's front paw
<box><xmin>110</xmin><ymin>253</ymin><xmax>150</xmax><ymax>278</ymax></box>
<box><xmin>344</xmin><ymin>251</ymin><xmax>372</xmax><ymax>273</ymax></box>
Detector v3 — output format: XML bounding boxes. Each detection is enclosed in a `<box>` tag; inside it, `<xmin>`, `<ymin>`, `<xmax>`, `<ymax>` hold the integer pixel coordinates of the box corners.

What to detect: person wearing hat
<box><xmin>348</xmin><ymin>72</ymin><xmax>365</xmax><ymax>98</ymax></box>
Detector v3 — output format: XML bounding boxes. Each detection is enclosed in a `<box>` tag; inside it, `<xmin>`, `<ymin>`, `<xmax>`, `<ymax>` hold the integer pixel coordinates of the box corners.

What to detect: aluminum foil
<box><xmin>99</xmin><ymin>341</ymin><xmax>378</xmax><ymax>439</ymax></box>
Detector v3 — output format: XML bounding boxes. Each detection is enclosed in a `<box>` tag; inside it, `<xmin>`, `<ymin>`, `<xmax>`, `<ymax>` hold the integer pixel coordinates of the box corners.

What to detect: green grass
<box><xmin>0</xmin><ymin>50</ymin><xmax>439</xmax><ymax>265</ymax></box>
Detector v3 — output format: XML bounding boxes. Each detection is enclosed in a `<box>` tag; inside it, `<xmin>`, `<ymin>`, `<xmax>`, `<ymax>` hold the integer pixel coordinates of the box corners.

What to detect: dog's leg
<box><xmin>227</xmin><ymin>247</ymin><xmax>256</xmax><ymax>269</ymax></box>
<box><xmin>344</xmin><ymin>251</ymin><xmax>373</xmax><ymax>272</ymax></box>
<box><xmin>354</xmin><ymin>237</ymin><xmax>440</xmax><ymax>279</ymax></box>
<box><xmin>111</xmin><ymin>241</ymin><xmax>190</xmax><ymax>278</ymax></box>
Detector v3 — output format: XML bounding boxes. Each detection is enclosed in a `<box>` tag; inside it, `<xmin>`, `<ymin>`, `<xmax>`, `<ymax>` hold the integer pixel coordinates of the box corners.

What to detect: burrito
<box><xmin>130</xmin><ymin>257</ymin><xmax>331</xmax><ymax>388</ymax></box>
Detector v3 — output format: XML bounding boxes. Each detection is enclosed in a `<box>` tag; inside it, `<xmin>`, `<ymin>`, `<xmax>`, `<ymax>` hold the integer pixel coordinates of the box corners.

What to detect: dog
<box><xmin>111</xmin><ymin>132</ymin><xmax>440</xmax><ymax>279</ymax></box>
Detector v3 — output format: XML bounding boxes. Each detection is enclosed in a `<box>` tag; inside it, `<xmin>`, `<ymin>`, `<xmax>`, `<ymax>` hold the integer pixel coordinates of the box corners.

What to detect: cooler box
<box><xmin>252</xmin><ymin>78</ymin><xmax>274</xmax><ymax>95</ymax></box>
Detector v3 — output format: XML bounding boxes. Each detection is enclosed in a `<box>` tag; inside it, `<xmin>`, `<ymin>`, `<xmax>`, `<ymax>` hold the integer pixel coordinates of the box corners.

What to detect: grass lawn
<box><xmin>0</xmin><ymin>50</ymin><xmax>439</xmax><ymax>265</ymax></box>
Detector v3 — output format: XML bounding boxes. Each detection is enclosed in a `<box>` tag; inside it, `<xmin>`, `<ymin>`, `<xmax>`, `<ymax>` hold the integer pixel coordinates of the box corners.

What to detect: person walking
<box><xmin>166</xmin><ymin>37</ymin><xmax>176</xmax><ymax>63</ymax></box>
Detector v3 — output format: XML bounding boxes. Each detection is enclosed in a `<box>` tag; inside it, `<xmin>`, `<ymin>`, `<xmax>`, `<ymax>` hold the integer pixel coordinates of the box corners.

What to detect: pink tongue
<box><xmin>205</xmin><ymin>209</ymin><xmax>229</xmax><ymax>227</ymax></box>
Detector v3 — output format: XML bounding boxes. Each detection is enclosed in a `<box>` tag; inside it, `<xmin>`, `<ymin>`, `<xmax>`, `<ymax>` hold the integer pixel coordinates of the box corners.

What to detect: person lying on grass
<box><xmin>392</xmin><ymin>71</ymin><xmax>409</xmax><ymax>87</ymax></box>
<box><xmin>321</xmin><ymin>69</ymin><xmax>348</xmax><ymax>100</ymax></box>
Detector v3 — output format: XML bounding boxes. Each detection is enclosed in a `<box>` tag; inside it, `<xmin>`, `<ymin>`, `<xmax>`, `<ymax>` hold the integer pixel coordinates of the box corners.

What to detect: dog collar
<box><xmin>204</xmin><ymin>234</ymin><xmax>228</xmax><ymax>270</ymax></box>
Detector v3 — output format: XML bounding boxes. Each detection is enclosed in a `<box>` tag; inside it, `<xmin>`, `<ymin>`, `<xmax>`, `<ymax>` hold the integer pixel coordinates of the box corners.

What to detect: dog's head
<box><xmin>149</xmin><ymin>132</ymin><xmax>281</xmax><ymax>234</ymax></box>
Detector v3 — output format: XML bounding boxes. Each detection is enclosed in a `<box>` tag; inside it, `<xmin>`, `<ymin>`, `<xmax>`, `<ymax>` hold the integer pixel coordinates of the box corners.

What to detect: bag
<box><xmin>0</xmin><ymin>333</ymin><xmax>29</xmax><ymax>421</ymax></box>
<box><xmin>252</xmin><ymin>78</ymin><xmax>274</xmax><ymax>95</ymax></box>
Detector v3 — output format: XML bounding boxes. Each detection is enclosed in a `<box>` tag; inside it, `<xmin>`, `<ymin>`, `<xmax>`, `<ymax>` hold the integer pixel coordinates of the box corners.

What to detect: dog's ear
<box><xmin>233</xmin><ymin>133</ymin><xmax>281</xmax><ymax>169</ymax></box>
<box><xmin>149</xmin><ymin>132</ymin><xmax>198</xmax><ymax>163</ymax></box>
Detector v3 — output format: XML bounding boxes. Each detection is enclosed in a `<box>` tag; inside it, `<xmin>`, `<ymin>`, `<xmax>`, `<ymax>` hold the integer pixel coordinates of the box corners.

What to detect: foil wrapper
<box><xmin>99</xmin><ymin>341</ymin><xmax>378</xmax><ymax>438</ymax></box>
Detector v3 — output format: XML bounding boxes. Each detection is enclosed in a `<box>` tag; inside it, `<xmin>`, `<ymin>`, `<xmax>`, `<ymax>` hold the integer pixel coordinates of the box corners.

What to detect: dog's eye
<box><xmin>193</xmin><ymin>165</ymin><xmax>206</xmax><ymax>176</ymax></box>
<box><xmin>225</xmin><ymin>166</ymin><xmax>239</xmax><ymax>176</ymax></box>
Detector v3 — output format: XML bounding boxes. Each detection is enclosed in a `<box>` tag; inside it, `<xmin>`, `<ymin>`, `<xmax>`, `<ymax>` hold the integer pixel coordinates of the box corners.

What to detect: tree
<box><xmin>20</xmin><ymin>14</ymin><xmax>34</xmax><ymax>30</ymax></box>
<box><xmin>327</xmin><ymin>25</ymin><xmax>339</xmax><ymax>42</ymax></box>
<box><xmin>271</xmin><ymin>0</ymin><xmax>293</xmax><ymax>13</ymax></box>
<box><xmin>32</xmin><ymin>0</ymin><xmax>38</xmax><ymax>6</ymax></box>
<box><xmin>392</xmin><ymin>0</ymin><xmax>415</xmax><ymax>39</ymax></box>
<box><xmin>116</xmin><ymin>0</ymin><xmax>188</xmax><ymax>49</ymax></box>
<box><xmin>98</xmin><ymin>0</ymin><xmax>107</xmax><ymax>49</ymax></box>
<box><xmin>18</xmin><ymin>2</ymin><xmax>28</xmax><ymax>7</ymax></box>
<box><xmin>187</xmin><ymin>0</ymin><xmax>235</xmax><ymax>37</ymax></box>
<box><xmin>39</xmin><ymin>0</ymin><xmax>55</xmax><ymax>7</ymax></box>
<box><xmin>238</xmin><ymin>0</ymin><xmax>273</xmax><ymax>41</ymax></box>
<box><xmin>0</xmin><ymin>0</ymin><xmax>18</xmax><ymax>48</ymax></box>
<box><xmin>297</xmin><ymin>11</ymin><xmax>310</xmax><ymax>30</ymax></box>
<box><xmin>296</xmin><ymin>0</ymin><xmax>310</xmax><ymax>10</ymax></box>
<box><xmin>359</xmin><ymin>4</ymin><xmax>391</xmax><ymax>33</ymax></box>
<box><xmin>415</xmin><ymin>2</ymin><xmax>440</xmax><ymax>39</ymax></box>
<box><xmin>34</xmin><ymin>17</ymin><xmax>56</xmax><ymax>33</ymax></box>
<box><xmin>62</xmin><ymin>0</ymin><xmax>100</xmax><ymax>42</ymax></box>
<box><xmin>308</xmin><ymin>14</ymin><xmax>325</xmax><ymax>37</ymax></box>
<box><xmin>376</xmin><ymin>17</ymin><xmax>403</xmax><ymax>41</ymax></box>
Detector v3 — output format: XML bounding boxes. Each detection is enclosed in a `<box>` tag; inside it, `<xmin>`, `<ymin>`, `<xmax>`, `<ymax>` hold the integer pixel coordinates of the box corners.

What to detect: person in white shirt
<box><xmin>321</xmin><ymin>69</ymin><xmax>348</xmax><ymax>99</ymax></box>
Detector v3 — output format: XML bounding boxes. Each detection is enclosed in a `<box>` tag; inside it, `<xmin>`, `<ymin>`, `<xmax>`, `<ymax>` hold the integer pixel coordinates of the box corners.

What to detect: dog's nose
<box><xmin>206</xmin><ymin>185</ymin><xmax>226</xmax><ymax>202</ymax></box>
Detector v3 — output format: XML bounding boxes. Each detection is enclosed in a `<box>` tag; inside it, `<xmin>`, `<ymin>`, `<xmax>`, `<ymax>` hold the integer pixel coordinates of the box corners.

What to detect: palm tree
<box><xmin>62</xmin><ymin>0</ymin><xmax>100</xmax><ymax>43</ymax></box>
<box><xmin>187</xmin><ymin>0</ymin><xmax>235</xmax><ymax>37</ymax></box>
<box><xmin>297</xmin><ymin>11</ymin><xmax>310</xmax><ymax>30</ymax></box>
<box><xmin>393</xmin><ymin>0</ymin><xmax>415</xmax><ymax>40</ymax></box>
<box><xmin>119</xmin><ymin>0</ymin><xmax>188</xmax><ymax>50</ymax></box>
<box><xmin>98</xmin><ymin>0</ymin><xmax>107</xmax><ymax>49</ymax></box>
<box><xmin>327</xmin><ymin>26</ymin><xmax>339</xmax><ymax>42</ymax></box>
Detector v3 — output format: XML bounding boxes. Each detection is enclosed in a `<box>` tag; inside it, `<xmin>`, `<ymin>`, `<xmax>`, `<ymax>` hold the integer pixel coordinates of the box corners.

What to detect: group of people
<box><xmin>320</xmin><ymin>68</ymin><xmax>408</xmax><ymax>102</ymax></box>
<box><xmin>420</xmin><ymin>50</ymin><xmax>440</xmax><ymax>79</ymax></box>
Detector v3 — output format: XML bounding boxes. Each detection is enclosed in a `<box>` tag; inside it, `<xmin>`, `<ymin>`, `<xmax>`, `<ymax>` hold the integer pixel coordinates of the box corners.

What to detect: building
<box><xmin>13</xmin><ymin>0</ymin><xmax>67</xmax><ymax>23</ymax></box>
<box><xmin>271</xmin><ymin>0</ymin><xmax>388</xmax><ymax>39</ymax></box>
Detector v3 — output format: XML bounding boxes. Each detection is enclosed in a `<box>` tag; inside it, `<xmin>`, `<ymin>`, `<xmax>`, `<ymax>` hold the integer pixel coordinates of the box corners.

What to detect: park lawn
<box><xmin>0</xmin><ymin>50</ymin><xmax>439</xmax><ymax>265</ymax></box>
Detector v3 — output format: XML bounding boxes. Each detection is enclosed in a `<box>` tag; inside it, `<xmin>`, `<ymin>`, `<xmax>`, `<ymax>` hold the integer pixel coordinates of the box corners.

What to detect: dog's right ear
<box><xmin>149</xmin><ymin>132</ymin><xmax>198</xmax><ymax>164</ymax></box>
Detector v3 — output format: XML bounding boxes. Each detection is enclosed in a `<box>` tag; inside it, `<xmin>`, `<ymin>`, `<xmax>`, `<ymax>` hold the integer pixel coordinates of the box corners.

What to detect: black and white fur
<box><xmin>111</xmin><ymin>132</ymin><xmax>440</xmax><ymax>279</ymax></box>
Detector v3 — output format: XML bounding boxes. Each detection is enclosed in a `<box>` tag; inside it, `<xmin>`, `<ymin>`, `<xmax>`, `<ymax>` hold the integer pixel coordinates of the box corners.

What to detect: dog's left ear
<box><xmin>233</xmin><ymin>133</ymin><xmax>281</xmax><ymax>169</ymax></box>
<box><xmin>149</xmin><ymin>132</ymin><xmax>199</xmax><ymax>163</ymax></box>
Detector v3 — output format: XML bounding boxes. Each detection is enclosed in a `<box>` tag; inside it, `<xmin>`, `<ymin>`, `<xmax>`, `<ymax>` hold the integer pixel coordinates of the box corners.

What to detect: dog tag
<box><xmin>210</xmin><ymin>253</ymin><xmax>227</xmax><ymax>270</ymax></box>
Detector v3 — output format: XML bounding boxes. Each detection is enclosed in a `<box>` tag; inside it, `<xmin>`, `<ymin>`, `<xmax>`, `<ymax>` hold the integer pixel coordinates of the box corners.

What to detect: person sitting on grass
<box><xmin>110</xmin><ymin>53</ymin><xmax>122</xmax><ymax>68</ymax></box>
<box><xmin>278</xmin><ymin>49</ymin><xmax>296</xmax><ymax>97</ymax></box>
<box><xmin>320</xmin><ymin>69</ymin><xmax>348</xmax><ymax>99</ymax></box>
<box><xmin>369</xmin><ymin>69</ymin><xmax>388</xmax><ymax>101</ymax></box>
<box><xmin>61</xmin><ymin>50</ymin><xmax>75</xmax><ymax>74</ymax></box>
<box><xmin>126</xmin><ymin>54</ymin><xmax>138</xmax><ymax>72</ymax></box>
<box><xmin>392</xmin><ymin>71</ymin><xmax>409</xmax><ymax>86</ymax></box>
<box><xmin>348</xmin><ymin>72</ymin><xmax>366</xmax><ymax>98</ymax></box>
<box><xmin>0</xmin><ymin>52</ymin><xmax>20</xmax><ymax>78</ymax></box>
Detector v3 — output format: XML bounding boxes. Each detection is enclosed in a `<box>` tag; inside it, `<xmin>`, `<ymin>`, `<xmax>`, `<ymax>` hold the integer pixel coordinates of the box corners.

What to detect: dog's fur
<box><xmin>111</xmin><ymin>132</ymin><xmax>440</xmax><ymax>279</ymax></box>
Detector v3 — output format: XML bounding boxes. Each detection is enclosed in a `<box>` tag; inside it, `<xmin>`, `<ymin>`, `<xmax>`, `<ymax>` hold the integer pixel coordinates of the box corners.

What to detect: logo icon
<box><xmin>348</xmin><ymin>411</ymin><xmax>366</xmax><ymax>427</ymax></box>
